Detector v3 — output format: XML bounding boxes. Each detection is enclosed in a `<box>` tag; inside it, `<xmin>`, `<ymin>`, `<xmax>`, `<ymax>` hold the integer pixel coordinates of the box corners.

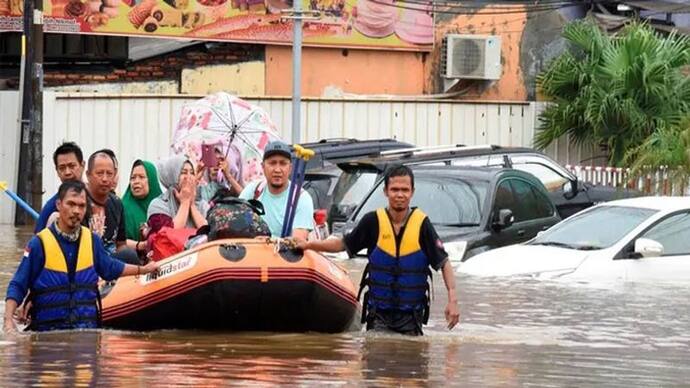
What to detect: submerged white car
<box><xmin>458</xmin><ymin>197</ymin><xmax>690</xmax><ymax>282</ymax></box>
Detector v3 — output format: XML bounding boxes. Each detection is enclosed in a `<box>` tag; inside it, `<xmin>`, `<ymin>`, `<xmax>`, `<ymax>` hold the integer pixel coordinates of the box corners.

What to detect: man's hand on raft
<box><xmin>291</xmin><ymin>237</ymin><xmax>308</xmax><ymax>251</ymax></box>
<box><xmin>141</xmin><ymin>260</ymin><xmax>160</xmax><ymax>274</ymax></box>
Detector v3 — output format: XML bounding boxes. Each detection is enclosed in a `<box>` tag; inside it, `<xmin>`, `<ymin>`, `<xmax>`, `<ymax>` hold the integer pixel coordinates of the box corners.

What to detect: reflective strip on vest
<box><xmin>33</xmin><ymin>227</ymin><xmax>99</xmax><ymax>331</ymax></box>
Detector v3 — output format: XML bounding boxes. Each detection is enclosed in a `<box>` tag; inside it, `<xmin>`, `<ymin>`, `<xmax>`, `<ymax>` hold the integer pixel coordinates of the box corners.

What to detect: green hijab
<box><xmin>122</xmin><ymin>160</ymin><xmax>163</xmax><ymax>240</ymax></box>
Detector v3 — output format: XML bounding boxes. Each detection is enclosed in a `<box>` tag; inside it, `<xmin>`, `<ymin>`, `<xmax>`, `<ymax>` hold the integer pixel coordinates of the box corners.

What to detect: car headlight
<box><xmin>444</xmin><ymin>241</ymin><xmax>467</xmax><ymax>264</ymax></box>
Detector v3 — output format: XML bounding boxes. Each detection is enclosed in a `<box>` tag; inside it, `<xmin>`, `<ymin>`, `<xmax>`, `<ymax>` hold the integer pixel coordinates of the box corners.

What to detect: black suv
<box><xmin>329</xmin><ymin>144</ymin><xmax>638</xmax><ymax>230</ymax></box>
<box><xmin>341</xmin><ymin>165</ymin><xmax>562</xmax><ymax>262</ymax></box>
<box><xmin>299</xmin><ymin>138</ymin><xmax>412</xmax><ymax>210</ymax></box>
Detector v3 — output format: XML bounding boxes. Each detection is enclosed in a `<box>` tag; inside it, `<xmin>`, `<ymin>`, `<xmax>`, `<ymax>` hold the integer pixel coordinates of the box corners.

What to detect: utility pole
<box><xmin>285</xmin><ymin>2</ymin><xmax>319</xmax><ymax>145</ymax></box>
<box><xmin>16</xmin><ymin>0</ymin><xmax>43</xmax><ymax>226</ymax></box>
<box><xmin>291</xmin><ymin>0</ymin><xmax>303</xmax><ymax>145</ymax></box>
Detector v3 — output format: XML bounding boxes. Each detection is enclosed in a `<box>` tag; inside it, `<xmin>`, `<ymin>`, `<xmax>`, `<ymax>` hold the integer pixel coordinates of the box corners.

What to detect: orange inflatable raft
<box><xmin>100</xmin><ymin>239</ymin><xmax>360</xmax><ymax>332</ymax></box>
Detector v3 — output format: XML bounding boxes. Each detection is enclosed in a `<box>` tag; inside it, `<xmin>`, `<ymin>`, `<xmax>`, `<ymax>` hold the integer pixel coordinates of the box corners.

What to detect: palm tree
<box><xmin>535</xmin><ymin>19</ymin><xmax>690</xmax><ymax>167</ymax></box>
<box><xmin>625</xmin><ymin>118</ymin><xmax>690</xmax><ymax>193</ymax></box>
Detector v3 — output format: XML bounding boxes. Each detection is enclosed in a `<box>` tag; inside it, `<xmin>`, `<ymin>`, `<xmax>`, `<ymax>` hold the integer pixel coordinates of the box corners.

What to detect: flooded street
<box><xmin>0</xmin><ymin>225</ymin><xmax>689</xmax><ymax>386</ymax></box>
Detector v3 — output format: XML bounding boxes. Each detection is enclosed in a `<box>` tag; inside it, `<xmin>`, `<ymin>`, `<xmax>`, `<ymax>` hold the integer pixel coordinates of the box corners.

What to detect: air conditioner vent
<box><xmin>441</xmin><ymin>34</ymin><xmax>501</xmax><ymax>80</ymax></box>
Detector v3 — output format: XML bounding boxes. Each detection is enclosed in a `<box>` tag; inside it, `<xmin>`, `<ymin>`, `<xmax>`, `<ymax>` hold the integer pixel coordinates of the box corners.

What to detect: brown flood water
<box><xmin>1</xmin><ymin>225</ymin><xmax>689</xmax><ymax>386</ymax></box>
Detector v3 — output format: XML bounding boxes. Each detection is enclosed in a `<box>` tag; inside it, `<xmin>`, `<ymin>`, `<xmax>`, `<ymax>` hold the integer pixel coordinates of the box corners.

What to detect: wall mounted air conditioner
<box><xmin>441</xmin><ymin>34</ymin><xmax>502</xmax><ymax>81</ymax></box>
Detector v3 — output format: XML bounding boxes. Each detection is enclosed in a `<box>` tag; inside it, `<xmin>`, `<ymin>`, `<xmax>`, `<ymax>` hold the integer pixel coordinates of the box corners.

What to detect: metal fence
<box><xmin>566</xmin><ymin>165</ymin><xmax>690</xmax><ymax>196</ymax></box>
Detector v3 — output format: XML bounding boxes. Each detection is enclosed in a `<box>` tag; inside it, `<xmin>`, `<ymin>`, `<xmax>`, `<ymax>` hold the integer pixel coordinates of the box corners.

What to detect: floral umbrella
<box><xmin>171</xmin><ymin>92</ymin><xmax>283</xmax><ymax>185</ymax></box>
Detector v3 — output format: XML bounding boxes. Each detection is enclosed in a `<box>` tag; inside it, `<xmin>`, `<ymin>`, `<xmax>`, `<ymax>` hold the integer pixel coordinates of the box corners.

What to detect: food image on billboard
<box><xmin>0</xmin><ymin>0</ymin><xmax>433</xmax><ymax>51</ymax></box>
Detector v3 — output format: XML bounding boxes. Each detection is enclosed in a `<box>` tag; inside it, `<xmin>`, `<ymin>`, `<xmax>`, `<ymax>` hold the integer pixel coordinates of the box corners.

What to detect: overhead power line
<box><xmin>367</xmin><ymin>0</ymin><xmax>605</xmax><ymax>16</ymax></box>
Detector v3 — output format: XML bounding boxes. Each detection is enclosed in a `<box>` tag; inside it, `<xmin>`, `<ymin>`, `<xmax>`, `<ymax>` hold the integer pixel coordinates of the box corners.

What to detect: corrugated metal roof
<box><xmin>592</xmin><ymin>11</ymin><xmax>690</xmax><ymax>35</ymax></box>
<box><xmin>128</xmin><ymin>37</ymin><xmax>201</xmax><ymax>62</ymax></box>
<box><xmin>625</xmin><ymin>1</ymin><xmax>690</xmax><ymax>14</ymax></box>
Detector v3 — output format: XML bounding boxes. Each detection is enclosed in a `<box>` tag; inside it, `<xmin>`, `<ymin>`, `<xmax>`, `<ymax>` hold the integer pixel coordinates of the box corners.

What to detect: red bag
<box><xmin>149</xmin><ymin>227</ymin><xmax>197</xmax><ymax>261</ymax></box>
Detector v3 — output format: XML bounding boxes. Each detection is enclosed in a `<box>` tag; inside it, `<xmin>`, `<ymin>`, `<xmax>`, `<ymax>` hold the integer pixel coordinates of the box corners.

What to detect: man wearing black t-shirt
<box><xmin>84</xmin><ymin>150</ymin><xmax>139</xmax><ymax>265</ymax></box>
<box><xmin>296</xmin><ymin>165</ymin><xmax>459</xmax><ymax>335</ymax></box>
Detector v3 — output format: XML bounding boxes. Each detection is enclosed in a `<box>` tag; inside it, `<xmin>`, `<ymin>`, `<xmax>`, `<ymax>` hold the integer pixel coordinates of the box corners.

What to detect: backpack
<box><xmin>207</xmin><ymin>188</ymin><xmax>271</xmax><ymax>240</ymax></box>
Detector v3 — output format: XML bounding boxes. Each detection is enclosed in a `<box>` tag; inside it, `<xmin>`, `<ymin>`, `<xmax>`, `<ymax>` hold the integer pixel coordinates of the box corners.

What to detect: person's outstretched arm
<box><xmin>120</xmin><ymin>261</ymin><xmax>160</xmax><ymax>277</ymax></box>
<box><xmin>297</xmin><ymin>237</ymin><xmax>346</xmax><ymax>253</ymax></box>
<box><xmin>93</xmin><ymin>235</ymin><xmax>159</xmax><ymax>280</ymax></box>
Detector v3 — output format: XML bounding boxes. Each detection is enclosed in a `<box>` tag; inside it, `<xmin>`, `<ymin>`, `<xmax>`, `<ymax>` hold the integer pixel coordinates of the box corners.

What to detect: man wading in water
<box><xmin>295</xmin><ymin>165</ymin><xmax>460</xmax><ymax>335</ymax></box>
<box><xmin>4</xmin><ymin>181</ymin><xmax>159</xmax><ymax>333</ymax></box>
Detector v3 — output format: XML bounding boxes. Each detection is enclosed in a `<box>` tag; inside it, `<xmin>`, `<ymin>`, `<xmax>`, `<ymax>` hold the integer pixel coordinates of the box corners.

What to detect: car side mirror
<box><xmin>562</xmin><ymin>179</ymin><xmax>577</xmax><ymax>199</ymax></box>
<box><xmin>634</xmin><ymin>238</ymin><xmax>664</xmax><ymax>258</ymax></box>
<box><xmin>493</xmin><ymin>209</ymin><xmax>514</xmax><ymax>230</ymax></box>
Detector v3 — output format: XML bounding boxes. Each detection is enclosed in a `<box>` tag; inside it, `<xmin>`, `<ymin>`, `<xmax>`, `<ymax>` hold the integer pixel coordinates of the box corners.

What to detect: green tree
<box><xmin>535</xmin><ymin>19</ymin><xmax>690</xmax><ymax>167</ymax></box>
<box><xmin>626</xmin><ymin>118</ymin><xmax>690</xmax><ymax>183</ymax></box>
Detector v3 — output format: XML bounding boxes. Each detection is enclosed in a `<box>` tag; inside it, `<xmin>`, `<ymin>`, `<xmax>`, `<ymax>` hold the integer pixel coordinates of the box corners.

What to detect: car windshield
<box><xmin>332</xmin><ymin>170</ymin><xmax>379</xmax><ymax>209</ymax></box>
<box><xmin>303</xmin><ymin>176</ymin><xmax>334</xmax><ymax>209</ymax></box>
<box><xmin>355</xmin><ymin>175</ymin><xmax>487</xmax><ymax>226</ymax></box>
<box><xmin>531</xmin><ymin>205</ymin><xmax>656</xmax><ymax>250</ymax></box>
<box><xmin>511</xmin><ymin>163</ymin><xmax>568</xmax><ymax>192</ymax></box>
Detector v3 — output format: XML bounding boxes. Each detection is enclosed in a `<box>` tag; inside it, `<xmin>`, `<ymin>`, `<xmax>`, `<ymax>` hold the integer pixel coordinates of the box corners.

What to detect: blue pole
<box><xmin>0</xmin><ymin>182</ymin><xmax>39</xmax><ymax>220</ymax></box>
<box><xmin>281</xmin><ymin>158</ymin><xmax>301</xmax><ymax>238</ymax></box>
<box><xmin>281</xmin><ymin>146</ymin><xmax>314</xmax><ymax>238</ymax></box>
<box><xmin>285</xmin><ymin>162</ymin><xmax>307</xmax><ymax>235</ymax></box>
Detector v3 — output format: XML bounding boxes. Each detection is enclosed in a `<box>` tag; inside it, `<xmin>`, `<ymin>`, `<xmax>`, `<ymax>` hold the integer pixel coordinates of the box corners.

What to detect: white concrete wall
<box><xmin>0</xmin><ymin>91</ymin><xmax>603</xmax><ymax>224</ymax></box>
<box><xmin>0</xmin><ymin>92</ymin><xmax>21</xmax><ymax>224</ymax></box>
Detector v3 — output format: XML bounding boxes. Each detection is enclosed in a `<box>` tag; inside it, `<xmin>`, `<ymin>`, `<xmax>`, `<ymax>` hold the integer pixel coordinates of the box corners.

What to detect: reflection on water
<box><xmin>1</xmin><ymin>225</ymin><xmax>689</xmax><ymax>386</ymax></box>
<box><xmin>2</xmin><ymin>331</ymin><xmax>367</xmax><ymax>386</ymax></box>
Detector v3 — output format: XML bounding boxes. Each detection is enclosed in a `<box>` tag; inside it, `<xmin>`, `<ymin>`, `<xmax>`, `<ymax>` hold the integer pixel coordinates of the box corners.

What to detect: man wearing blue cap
<box><xmin>239</xmin><ymin>141</ymin><xmax>314</xmax><ymax>239</ymax></box>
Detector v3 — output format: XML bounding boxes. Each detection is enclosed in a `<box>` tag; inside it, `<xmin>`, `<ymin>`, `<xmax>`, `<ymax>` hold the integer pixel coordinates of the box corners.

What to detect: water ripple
<box><xmin>0</xmin><ymin>226</ymin><xmax>688</xmax><ymax>386</ymax></box>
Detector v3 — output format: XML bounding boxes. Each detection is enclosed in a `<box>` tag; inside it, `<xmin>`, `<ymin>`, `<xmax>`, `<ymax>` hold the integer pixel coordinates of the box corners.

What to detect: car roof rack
<box><xmin>378</xmin><ymin>144</ymin><xmax>500</xmax><ymax>157</ymax></box>
<box><xmin>378</xmin><ymin>143</ymin><xmax>467</xmax><ymax>156</ymax></box>
<box><xmin>335</xmin><ymin>144</ymin><xmax>510</xmax><ymax>172</ymax></box>
<box><xmin>358</xmin><ymin>144</ymin><xmax>500</xmax><ymax>162</ymax></box>
<box><xmin>301</xmin><ymin>138</ymin><xmax>413</xmax><ymax>169</ymax></box>
<box><xmin>302</xmin><ymin>138</ymin><xmax>358</xmax><ymax>146</ymax></box>
<box><xmin>302</xmin><ymin>138</ymin><xmax>402</xmax><ymax>147</ymax></box>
